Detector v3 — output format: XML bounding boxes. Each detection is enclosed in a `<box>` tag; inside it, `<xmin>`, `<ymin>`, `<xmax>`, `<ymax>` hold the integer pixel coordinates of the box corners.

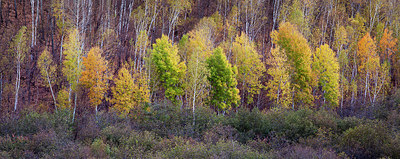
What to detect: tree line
<box><xmin>0</xmin><ymin>0</ymin><xmax>399</xmax><ymax>118</ymax></box>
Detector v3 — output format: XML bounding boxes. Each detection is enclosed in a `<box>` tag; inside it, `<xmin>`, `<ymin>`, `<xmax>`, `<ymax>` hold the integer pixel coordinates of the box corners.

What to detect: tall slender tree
<box><xmin>266</xmin><ymin>46</ymin><xmax>292</xmax><ymax>110</ymax></box>
<box><xmin>150</xmin><ymin>35</ymin><xmax>186</xmax><ymax>104</ymax></box>
<box><xmin>62</xmin><ymin>29</ymin><xmax>83</xmax><ymax>122</ymax></box>
<box><xmin>10</xmin><ymin>26</ymin><xmax>29</xmax><ymax>111</ymax></box>
<box><xmin>206</xmin><ymin>47</ymin><xmax>240</xmax><ymax>113</ymax></box>
<box><xmin>231</xmin><ymin>33</ymin><xmax>265</xmax><ymax>106</ymax></box>
<box><xmin>80</xmin><ymin>47</ymin><xmax>109</xmax><ymax>116</ymax></box>
<box><xmin>271</xmin><ymin>22</ymin><xmax>314</xmax><ymax>108</ymax></box>
<box><xmin>313</xmin><ymin>44</ymin><xmax>340</xmax><ymax>108</ymax></box>
<box><xmin>38</xmin><ymin>48</ymin><xmax>58</xmax><ymax>112</ymax></box>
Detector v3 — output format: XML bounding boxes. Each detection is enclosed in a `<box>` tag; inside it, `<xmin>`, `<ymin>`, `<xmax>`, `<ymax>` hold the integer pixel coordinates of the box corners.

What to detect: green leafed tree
<box><xmin>206</xmin><ymin>47</ymin><xmax>240</xmax><ymax>113</ymax></box>
<box><xmin>313</xmin><ymin>44</ymin><xmax>340</xmax><ymax>108</ymax></box>
<box><xmin>150</xmin><ymin>35</ymin><xmax>186</xmax><ymax>104</ymax></box>
<box><xmin>37</xmin><ymin>48</ymin><xmax>58</xmax><ymax>111</ymax></box>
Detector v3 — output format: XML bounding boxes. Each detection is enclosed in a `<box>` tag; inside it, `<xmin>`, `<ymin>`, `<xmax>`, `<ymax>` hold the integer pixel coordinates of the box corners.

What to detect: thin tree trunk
<box><xmin>31</xmin><ymin>0</ymin><xmax>34</xmax><ymax>47</ymax></box>
<box><xmin>68</xmin><ymin>84</ymin><xmax>72</xmax><ymax>107</ymax></box>
<box><xmin>35</xmin><ymin>0</ymin><xmax>39</xmax><ymax>46</ymax></box>
<box><xmin>72</xmin><ymin>93</ymin><xmax>77</xmax><ymax>122</ymax></box>
<box><xmin>292</xmin><ymin>89</ymin><xmax>295</xmax><ymax>110</ymax></box>
<box><xmin>50</xmin><ymin>12</ymin><xmax>55</xmax><ymax>58</ymax></box>
<box><xmin>364</xmin><ymin>72</ymin><xmax>369</xmax><ymax>104</ymax></box>
<box><xmin>192</xmin><ymin>88</ymin><xmax>196</xmax><ymax>126</ymax></box>
<box><xmin>14</xmin><ymin>61</ymin><xmax>20</xmax><ymax>111</ymax></box>
<box><xmin>46</xmin><ymin>71</ymin><xmax>57</xmax><ymax>112</ymax></box>
<box><xmin>60</xmin><ymin>35</ymin><xmax>63</xmax><ymax>61</ymax></box>
<box><xmin>118</xmin><ymin>0</ymin><xmax>124</xmax><ymax>36</ymax></box>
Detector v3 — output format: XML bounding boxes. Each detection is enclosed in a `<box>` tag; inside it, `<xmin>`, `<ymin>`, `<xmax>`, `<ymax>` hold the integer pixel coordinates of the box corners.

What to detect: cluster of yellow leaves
<box><xmin>80</xmin><ymin>47</ymin><xmax>110</xmax><ymax>107</ymax></box>
<box><xmin>271</xmin><ymin>22</ymin><xmax>314</xmax><ymax>108</ymax></box>
<box><xmin>358</xmin><ymin>33</ymin><xmax>379</xmax><ymax>78</ymax></box>
<box><xmin>57</xmin><ymin>87</ymin><xmax>70</xmax><ymax>110</ymax></box>
<box><xmin>110</xmin><ymin>66</ymin><xmax>150</xmax><ymax>117</ymax></box>
<box><xmin>38</xmin><ymin>49</ymin><xmax>57</xmax><ymax>88</ymax></box>
<box><xmin>313</xmin><ymin>44</ymin><xmax>340</xmax><ymax>108</ymax></box>
<box><xmin>38</xmin><ymin>48</ymin><xmax>58</xmax><ymax>111</ymax></box>
<box><xmin>62</xmin><ymin>29</ymin><xmax>82</xmax><ymax>91</ymax></box>
<box><xmin>232</xmin><ymin>33</ymin><xmax>265</xmax><ymax>105</ymax></box>
<box><xmin>266</xmin><ymin>46</ymin><xmax>292</xmax><ymax>110</ymax></box>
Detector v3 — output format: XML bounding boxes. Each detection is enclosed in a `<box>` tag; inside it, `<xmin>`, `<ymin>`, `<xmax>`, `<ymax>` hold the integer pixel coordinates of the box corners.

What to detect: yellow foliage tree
<box><xmin>313</xmin><ymin>44</ymin><xmax>340</xmax><ymax>108</ymax></box>
<box><xmin>271</xmin><ymin>22</ymin><xmax>314</xmax><ymax>108</ymax></box>
<box><xmin>232</xmin><ymin>33</ymin><xmax>266</xmax><ymax>106</ymax></box>
<box><xmin>80</xmin><ymin>47</ymin><xmax>109</xmax><ymax>115</ymax></box>
<box><xmin>37</xmin><ymin>48</ymin><xmax>58</xmax><ymax>111</ymax></box>
<box><xmin>266</xmin><ymin>46</ymin><xmax>292</xmax><ymax>110</ymax></box>
<box><xmin>110</xmin><ymin>66</ymin><xmax>150</xmax><ymax>118</ymax></box>
<box><xmin>57</xmin><ymin>86</ymin><xmax>70</xmax><ymax>110</ymax></box>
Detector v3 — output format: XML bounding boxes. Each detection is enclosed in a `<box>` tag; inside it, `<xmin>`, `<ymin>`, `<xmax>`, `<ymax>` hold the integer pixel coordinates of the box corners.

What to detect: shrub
<box><xmin>337</xmin><ymin>116</ymin><xmax>364</xmax><ymax>133</ymax></box>
<box><xmin>139</xmin><ymin>103</ymin><xmax>218</xmax><ymax>138</ymax></box>
<box><xmin>340</xmin><ymin>121</ymin><xmax>390</xmax><ymax>158</ymax></box>
<box><xmin>30</xmin><ymin>130</ymin><xmax>58</xmax><ymax>157</ymax></box>
<box><xmin>155</xmin><ymin>139</ymin><xmax>272</xmax><ymax>158</ymax></box>
<box><xmin>299</xmin><ymin>128</ymin><xmax>337</xmax><ymax>149</ymax></box>
<box><xmin>100</xmin><ymin>125</ymin><xmax>132</xmax><ymax>146</ymax></box>
<box><xmin>203</xmin><ymin>124</ymin><xmax>238</xmax><ymax>144</ymax></box>
<box><xmin>0</xmin><ymin>135</ymin><xmax>32</xmax><ymax>158</ymax></box>
<box><xmin>282</xmin><ymin>109</ymin><xmax>318</xmax><ymax>141</ymax></box>
<box><xmin>310</xmin><ymin>109</ymin><xmax>339</xmax><ymax>131</ymax></box>
<box><xmin>224</xmin><ymin>108</ymin><xmax>271</xmax><ymax>142</ymax></box>
<box><xmin>55</xmin><ymin>142</ymin><xmax>91</xmax><ymax>158</ymax></box>
<box><xmin>119</xmin><ymin>130</ymin><xmax>160</xmax><ymax>158</ymax></box>
<box><xmin>16</xmin><ymin>111</ymin><xmax>51</xmax><ymax>136</ymax></box>
<box><xmin>76</xmin><ymin>115</ymin><xmax>100</xmax><ymax>144</ymax></box>
<box><xmin>273</xmin><ymin>144</ymin><xmax>344</xmax><ymax>159</ymax></box>
<box><xmin>386</xmin><ymin>133</ymin><xmax>400</xmax><ymax>158</ymax></box>
<box><xmin>90</xmin><ymin>138</ymin><xmax>111</xmax><ymax>158</ymax></box>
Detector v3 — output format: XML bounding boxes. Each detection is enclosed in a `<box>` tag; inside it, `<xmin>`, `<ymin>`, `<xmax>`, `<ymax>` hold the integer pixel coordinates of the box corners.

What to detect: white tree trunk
<box><xmin>31</xmin><ymin>0</ymin><xmax>34</xmax><ymax>47</ymax></box>
<box><xmin>364</xmin><ymin>71</ymin><xmax>369</xmax><ymax>104</ymax></box>
<box><xmin>46</xmin><ymin>71</ymin><xmax>57</xmax><ymax>112</ymax></box>
<box><xmin>60</xmin><ymin>35</ymin><xmax>64</xmax><ymax>61</ymax></box>
<box><xmin>14</xmin><ymin>60</ymin><xmax>20</xmax><ymax>111</ymax></box>
<box><xmin>35</xmin><ymin>0</ymin><xmax>39</xmax><ymax>46</ymax></box>
<box><xmin>72</xmin><ymin>93</ymin><xmax>77</xmax><ymax>122</ymax></box>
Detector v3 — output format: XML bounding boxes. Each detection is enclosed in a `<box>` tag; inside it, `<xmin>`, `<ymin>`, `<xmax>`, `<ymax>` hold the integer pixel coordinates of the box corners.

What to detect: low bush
<box><xmin>281</xmin><ymin>109</ymin><xmax>318</xmax><ymax>141</ymax></box>
<box><xmin>340</xmin><ymin>121</ymin><xmax>390</xmax><ymax>158</ymax></box>
<box><xmin>272</xmin><ymin>144</ymin><xmax>345</xmax><ymax>159</ymax></box>
<box><xmin>155</xmin><ymin>139</ymin><xmax>272</xmax><ymax>158</ymax></box>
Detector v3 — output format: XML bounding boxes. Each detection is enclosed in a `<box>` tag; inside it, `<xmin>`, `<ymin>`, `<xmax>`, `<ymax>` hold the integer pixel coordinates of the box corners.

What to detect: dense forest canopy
<box><xmin>1</xmin><ymin>0</ymin><xmax>400</xmax><ymax>158</ymax></box>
